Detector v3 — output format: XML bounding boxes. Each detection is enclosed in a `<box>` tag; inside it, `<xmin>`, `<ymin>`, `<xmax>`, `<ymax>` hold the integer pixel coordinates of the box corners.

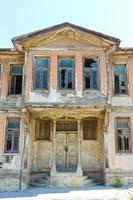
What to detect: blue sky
<box><xmin>0</xmin><ymin>0</ymin><xmax>133</xmax><ymax>48</ymax></box>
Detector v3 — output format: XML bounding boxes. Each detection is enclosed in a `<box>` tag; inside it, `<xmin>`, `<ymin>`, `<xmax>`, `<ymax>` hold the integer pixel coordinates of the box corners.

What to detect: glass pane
<box><xmin>10</xmin><ymin>76</ymin><xmax>16</xmax><ymax>94</ymax></box>
<box><xmin>11</xmin><ymin>66</ymin><xmax>23</xmax><ymax>75</ymax></box>
<box><xmin>60</xmin><ymin>59</ymin><xmax>73</xmax><ymax>68</ymax></box>
<box><xmin>0</xmin><ymin>65</ymin><xmax>1</xmax><ymax>76</ymax></box>
<box><xmin>8</xmin><ymin>118</ymin><xmax>20</xmax><ymax>128</ymax></box>
<box><xmin>83</xmin><ymin>119</ymin><xmax>97</xmax><ymax>140</ymax></box>
<box><xmin>42</xmin><ymin>70</ymin><xmax>48</xmax><ymax>89</ymax></box>
<box><xmin>92</xmin><ymin>71</ymin><xmax>97</xmax><ymax>89</ymax></box>
<box><xmin>85</xmin><ymin>71</ymin><xmax>90</xmax><ymax>89</ymax></box>
<box><xmin>67</xmin><ymin>70</ymin><xmax>72</xmax><ymax>89</ymax></box>
<box><xmin>36</xmin><ymin>59</ymin><xmax>48</xmax><ymax>68</ymax></box>
<box><xmin>114</xmin><ymin>75</ymin><xmax>120</xmax><ymax>94</ymax></box>
<box><xmin>120</xmin><ymin>76</ymin><xmax>127</xmax><ymax>94</ymax></box>
<box><xmin>84</xmin><ymin>58</ymin><xmax>97</xmax><ymax>68</ymax></box>
<box><xmin>13</xmin><ymin>134</ymin><xmax>19</xmax><ymax>152</ymax></box>
<box><xmin>35</xmin><ymin>70</ymin><xmax>41</xmax><ymax>89</ymax></box>
<box><xmin>114</xmin><ymin>65</ymin><xmax>126</xmax><ymax>75</ymax></box>
<box><xmin>117</xmin><ymin>118</ymin><xmax>129</xmax><ymax>129</ymax></box>
<box><xmin>60</xmin><ymin>69</ymin><xmax>66</xmax><ymax>88</ymax></box>
<box><xmin>6</xmin><ymin>134</ymin><xmax>12</xmax><ymax>151</ymax></box>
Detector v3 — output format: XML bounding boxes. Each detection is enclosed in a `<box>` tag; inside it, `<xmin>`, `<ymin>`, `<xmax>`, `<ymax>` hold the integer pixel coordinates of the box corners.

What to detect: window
<box><xmin>83</xmin><ymin>118</ymin><xmax>97</xmax><ymax>140</ymax></box>
<box><xmin>9</xmin><ymin>65</ymin><xmax>23</xmax><ymax>95</ymax></box>
<box><xmin>83</xmin><ymin>58</ymin><xmax>98</xmax><ymax>90</ymax></box>
<box><xmin>114</xmin><ymin>64</ymin><xmax>127</xmax><ymax>95</ymax></box>
<box><xmin>59</xmin><ymin>57</ymin><xmax>74</xmax><ymax>90</ymax></box>
<box><xmin>4</xmin><ymin>118</ymin><xmax>20</xmax><ymax>153</ymax></box>
<box><xmin>0</xmin><ymin>65</ymin><xmax>1</xmax><ymax>77</ymax></box>
<box><xmin>56</xmin><ymin>121</ymin><xmax>77</xmax><ymax>131</ymax></box>
<box><xmin>33</xmin><ymin>57</ymin><xmax>49</xmax><ymax>90</ymax></box>
<box><xmin>116</xmin><ymin>118</ymin><xmax>131</xmax><ymax>153</ymax></box>
<box><xmin>35</xmin><ymin>120</ymin><xmax>50</xmax><ymax>140</ymax></box>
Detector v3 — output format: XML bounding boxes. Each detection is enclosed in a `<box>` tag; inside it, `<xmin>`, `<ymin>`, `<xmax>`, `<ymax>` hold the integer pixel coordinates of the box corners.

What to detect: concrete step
<box><xmin>36</xmin><ymin>178</ymin><xmax>50</xmax><ymax>184</ymax></box>
<box><xmin>30</xmin><ymin>174</ymin><xmax>100</xmax><ymax>188</ymax></box>
<box><xmin>30</xmin><ymin>182</ymin><xmax>48</xmax><ymax>188</ymax></box>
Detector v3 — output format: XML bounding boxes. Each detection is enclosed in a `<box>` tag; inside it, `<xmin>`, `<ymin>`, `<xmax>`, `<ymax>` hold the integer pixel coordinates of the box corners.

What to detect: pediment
<box><xmin>12</xmin><ymin>22</ymin><xmax>120</xmax><ymax>52</ymax></box>
<box><xmin>33</xmin><ymin>37</ymin><xmax>105</xmax><ymax>50</ymax></box>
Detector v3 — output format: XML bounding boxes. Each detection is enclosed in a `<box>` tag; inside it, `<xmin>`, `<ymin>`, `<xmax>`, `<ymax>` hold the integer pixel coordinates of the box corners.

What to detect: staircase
<box><xmin>30</xmin><ymin>173</ymin><xmax>101</xmax><ymax>188</ymax></box>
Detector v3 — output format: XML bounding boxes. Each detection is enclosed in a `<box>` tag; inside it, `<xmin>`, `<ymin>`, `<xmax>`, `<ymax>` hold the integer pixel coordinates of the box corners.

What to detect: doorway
<box><xmin>56</xmin><ymin>121</ymin><xmax>78</xmax><ymax>171</ymax></box>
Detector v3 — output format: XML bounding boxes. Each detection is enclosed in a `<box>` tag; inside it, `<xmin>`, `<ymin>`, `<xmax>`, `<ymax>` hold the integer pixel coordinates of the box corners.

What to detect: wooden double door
<box><xmin>56</xmin><ymin>132</ymin><xmax>77</xmax><ymax>171</ymax></box>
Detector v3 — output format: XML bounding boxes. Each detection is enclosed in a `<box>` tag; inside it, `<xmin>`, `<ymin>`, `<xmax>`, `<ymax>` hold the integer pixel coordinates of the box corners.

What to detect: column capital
<box><xmin>77</xmin><ymin>119</ymin><xmax>81</xmax><ymax>124</ymax></box>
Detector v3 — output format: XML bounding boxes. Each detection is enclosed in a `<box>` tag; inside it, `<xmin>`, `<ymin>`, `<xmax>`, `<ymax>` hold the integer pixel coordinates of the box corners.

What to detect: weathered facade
<box><xmin>0</xmin><ymin>22</ymin><xmax>133</xmax><ymax>191</ymax></box>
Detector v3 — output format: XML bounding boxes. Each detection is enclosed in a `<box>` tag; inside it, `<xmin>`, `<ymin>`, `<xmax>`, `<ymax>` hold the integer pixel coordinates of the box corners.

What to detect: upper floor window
<box><xmin>116</xmin><ymin>118</ymin><xmax>131</xmax><ymax>153</ymax></box>
<box><xmin>83</xmin><ymin>58</ymin><xmax>98</xmax><ymax>90</ymax></box>
<box><xmin>114</xmin><ymin>64</ymin><xmax>127</xmax><ymax>95</ymax></box>
<box><xmin>83</xmin><ymin>118</ymin><xmax>97</xmax><ymax>140</ymax></box>
<box><xmin>58</xmin><ymin>57</ymin><xmax>74</xmax><ymax>90</ymax></box>
<box><xmin>0</xmin><ymin>65</ymin><xmax>2</xmax><ymax>77</ymax></box>
<box><xmin>4</xmin><ymin>117</ymin><xmax>20</xmax><ymax>153</ymax></box>
<box><xmin>9</xmin><ymin>65</ymin><xmax>23</xmax><ymax>95</ymax></box>
<box><xmin>33</xmin><ymin>57</ymin><xmax>49</xmax><ymax>90</ymax></box>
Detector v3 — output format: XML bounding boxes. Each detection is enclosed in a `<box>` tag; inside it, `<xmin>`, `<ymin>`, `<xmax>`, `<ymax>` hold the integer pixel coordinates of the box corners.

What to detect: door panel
<box><xmin>56</xmin><ymin>134</ymin><xmax>66</xmax><ymax>169</ymax></box>
<box><xmin>56</xmin><ymin>133</ymin><xmax>77</xmax><ymax>171</ymax></box>
<box><xmin>67</xmin><ymin>134</ymin><xmax>77</xmax><ymax>169</ymax></box>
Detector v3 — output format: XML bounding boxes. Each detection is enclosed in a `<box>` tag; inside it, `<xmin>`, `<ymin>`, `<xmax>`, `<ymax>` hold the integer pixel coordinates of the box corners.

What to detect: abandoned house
<box><xmin>0</xmin><ymin>22</ymin><xmax>133</xmax><ymax>191</ymax></box>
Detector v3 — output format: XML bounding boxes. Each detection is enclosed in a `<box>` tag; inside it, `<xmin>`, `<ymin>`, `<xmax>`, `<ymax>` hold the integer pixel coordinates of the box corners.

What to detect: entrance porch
<box><xmin>24</xmin><ymin>107</ymin><xmax>106</xmax><ymax>187</ymax></box>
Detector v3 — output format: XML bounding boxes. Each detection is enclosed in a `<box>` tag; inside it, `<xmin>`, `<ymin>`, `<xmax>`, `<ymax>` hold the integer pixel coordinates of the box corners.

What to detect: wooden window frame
<box><xmin>83</xmin><ymin>118</ymin><xmax>97</xmax><ymax>140</ymax></box>
<box><xmin>8</xmin><ymin>64</ymin><xmax>23</xmax><ymax>95</ymax></box>
<box><xmin>83</xmin><ymin>57</ymin><xmax>99</xmax><ymax>90</ymax></box>
<box><xmin>33</xmin><ymin>56</ymin><xmax>49</xmax><ymax>91</ymax></box>
<box><xmin>115</xmin><ymin>117</ymin><xmax>131</xmax><ymax>153</ymax></box>
<box><xmin>58</xmin><ymin>56</ymin><xmax>75</xmax><ymax>90</ymax></box>
<box><xmin>4</xmin><ymin>117</ymin><xmax>21</xmax><ymax>154</ymax></box>
<box><xmin>113</xmin><ymin>64</ymin><xmax>128</xmax><ymax>96</ymax></box>
<box><xmin>35</xmin><ymin>119</ymin><xmax>50</xmax><ymax>141</ymax></box>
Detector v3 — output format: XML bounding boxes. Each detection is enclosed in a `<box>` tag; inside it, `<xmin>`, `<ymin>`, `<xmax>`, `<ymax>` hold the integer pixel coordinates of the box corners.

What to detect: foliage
<box><xmin>112</xmin><ymin>176</ymin><xmax>123</xmax><ymax>188</ymax></box>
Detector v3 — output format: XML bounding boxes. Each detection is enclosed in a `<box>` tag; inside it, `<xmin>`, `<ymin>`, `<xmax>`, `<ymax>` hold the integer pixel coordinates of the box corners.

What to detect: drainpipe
<box><xmin>19</xmin><ymin>128</ymin><xmax>26</xmax><ymax>190</ymax></box>
<box><xmin>19</xmin><ymin>50</ymin><xmax>28</xmax><ymax>190</ymax></box>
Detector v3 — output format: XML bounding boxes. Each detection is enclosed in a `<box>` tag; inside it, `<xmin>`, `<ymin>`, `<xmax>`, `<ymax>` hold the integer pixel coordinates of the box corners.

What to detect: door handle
<box><xmin>64</xmin><ymin>145</ymin><xmax>68</xmax><ymax>152</ymax></box>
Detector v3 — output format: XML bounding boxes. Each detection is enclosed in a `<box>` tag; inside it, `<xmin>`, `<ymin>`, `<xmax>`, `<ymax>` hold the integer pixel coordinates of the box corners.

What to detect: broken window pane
<box><xmin>83</xmin><ymin>58</ymin><xmax>98</xmax><ymax>90</ymax></box>
<box><xmin>59</xmin><ymin>58</ymin><xmax>74</xmax><ymax>89</ymax></box>
<box><xmin>5</xmin><ymin>118</ymin><xmax>20</xmax><ymax>153</ymax></box>
<box><xmin>33</xmin><ymin>57</ymin><xmax>49</xmax><ymax>90</ymax></box>
<box><xmin>114</xmin><ymin>65</ymin><xmax>127</xmax><ymax>95</ymax></box>
<box><xmin>9</xmin><ymin>65</ymin><xmax>23</xmax><ymax>95</ymax></box>
<box><xmin>83</xmin><ymin>118</ymin><xmax>97</xmax><ymax>140</ymax></box>
<box><xmin>116</xmin><ymin>118</ymin><xmax>131</xmax><ymax>153</ymax></box>
<box><xmin>0</xmin><ymin>65</ymin><xmax>1</xmax><ymax>77</ymax></box>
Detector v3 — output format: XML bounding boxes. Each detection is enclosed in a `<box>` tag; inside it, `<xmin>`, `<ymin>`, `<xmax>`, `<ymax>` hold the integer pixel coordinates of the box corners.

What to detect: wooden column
<box><xmin>76</xmin><ymin>119</ymin><xmax>83</xmax><ymax>175</ymax></box>
<box><xmin>51</xmin><ymin>120</ymin><xmax>57</xmax><ymax>174</ymax></box>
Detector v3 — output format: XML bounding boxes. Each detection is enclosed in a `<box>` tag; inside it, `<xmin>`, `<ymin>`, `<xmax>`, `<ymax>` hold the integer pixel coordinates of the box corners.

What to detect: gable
<box><xmin>32</xmin><ymin>37</ymin><xmax>106</xmax><ymax>51</ymax></box>
<box><xmin>12</xmin><ymin>22</ymin><xmax>120</xmax><ymax>52</ymax></box>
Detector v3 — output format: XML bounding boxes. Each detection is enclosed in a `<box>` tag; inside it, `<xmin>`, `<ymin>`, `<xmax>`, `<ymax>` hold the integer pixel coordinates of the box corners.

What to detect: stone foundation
<box><xmin>0</xmin><ymin>169</ymin><xmax>30</xmax><ymax>192</ymax></box>
<box><xmin>104</xmin><ymin>169</ymin><xmax>133</xmax><ymax>186</ymax></box>
<box><xmin>50</xmin><ymin>172</ymin><xmax>84</xmax><ymax>188</ymax></box>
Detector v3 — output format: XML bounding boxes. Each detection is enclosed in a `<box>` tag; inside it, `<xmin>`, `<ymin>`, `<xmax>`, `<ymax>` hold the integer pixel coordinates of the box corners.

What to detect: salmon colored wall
<box><xmin>108</xmin><ymin>112</ymin><xmax>133</xmax><ymax>170</ymax></box>
<box><xmin>128</xmin><ymin>58</ymin><xmax>133</xmax><ymax>102</ymax></box>
<box><xmin>0</xmin><ymin>116</ymin><xmax>5</xmax><ymax>154</ymax></box>
<box><xmin>25</xmin><ymin>50</ymin><xmax>107</xmax><ymax>102</ymax></box>
<box><xmin>1</xmin><ymin>63</ymin><xmax>9</xmax><ymax>97</ymax></box>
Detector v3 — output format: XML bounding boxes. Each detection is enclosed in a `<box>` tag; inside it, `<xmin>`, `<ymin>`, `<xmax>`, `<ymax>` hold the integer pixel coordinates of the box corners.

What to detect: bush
<box><xmin>112</xmin><ymin>176</ymin><xmax>123</xmax><ymax>188</ymax></box>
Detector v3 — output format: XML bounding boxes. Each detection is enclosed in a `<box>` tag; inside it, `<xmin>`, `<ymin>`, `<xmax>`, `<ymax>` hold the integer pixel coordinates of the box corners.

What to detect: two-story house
<box><xmin>0</xmin><ymin>22</ymin><xmax>133</xmax><ymax>191</ymax></box>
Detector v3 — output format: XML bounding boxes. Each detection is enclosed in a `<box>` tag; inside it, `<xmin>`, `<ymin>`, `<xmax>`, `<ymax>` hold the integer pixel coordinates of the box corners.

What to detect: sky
<box><xmin>0</xmin><ymin>0</ymin><xmax>133</xmax><ymax>48</ymax></box>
